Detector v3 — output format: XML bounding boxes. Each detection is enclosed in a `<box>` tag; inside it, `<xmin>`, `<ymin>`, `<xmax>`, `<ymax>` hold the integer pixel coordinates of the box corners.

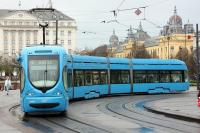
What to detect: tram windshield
<box><xmin>29</xmin><ymin>55</ymin><xmax>59</xmax><ymax>91</ymax></box>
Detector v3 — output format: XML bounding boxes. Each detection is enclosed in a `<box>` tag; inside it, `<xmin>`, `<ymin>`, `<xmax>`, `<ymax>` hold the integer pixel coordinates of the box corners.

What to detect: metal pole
<box><xmin>185</xmin><ymin>28</ymin><xmax>186</xmax><ymax>48</ymax></box>
<box><xmin>167</xmin><ymin>36</ymin><xmax>170</xmax><ymax>59</ymax></box>
<box><xmin>43</xmin><ymin>26</ymin><xmax>45</xmax><ymax>44</ymax></box>
<box><xmin>55</xmin><ymin>20</ymin><xmax>58</xmax><ymax>45</ymax></box>
<box><xmin>39</xmin><ymin>23</ymin><xmax>48</xmax><ymax>45</ymax></box>
<box><xmin>196</xmin><ymin>24</ymin><xmax>199</xmax><ymax>90</ymax></box>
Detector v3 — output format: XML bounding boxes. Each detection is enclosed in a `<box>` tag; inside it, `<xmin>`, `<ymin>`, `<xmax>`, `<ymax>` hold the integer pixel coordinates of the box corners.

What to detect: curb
<box><xmin>144</xmin><ymin>102</ymin><xmax>200</xmax><ymax>123</ymax></box>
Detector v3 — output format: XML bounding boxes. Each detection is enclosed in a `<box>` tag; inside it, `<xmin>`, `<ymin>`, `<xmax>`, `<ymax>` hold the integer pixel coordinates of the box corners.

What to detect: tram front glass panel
<box><xmin>28</xmin><ymin>55</ymin><xmax>59</xmax><ymax>92</ymax></box>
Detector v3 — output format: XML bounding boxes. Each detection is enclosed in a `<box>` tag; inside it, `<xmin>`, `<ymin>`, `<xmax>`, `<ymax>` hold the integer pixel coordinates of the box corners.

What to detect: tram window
<box><xmin>63</xmin><ymin>66</ymin><xmax>67</xmax><ymax>89</ymax></box>
<box><xmin>111</xmin><ymin>70</ymin><xmax>130</xmax><ymax>84</ymax></box>
<box><xmin>100</xmin><ymin>70</ymin><xmax>107</xmax><ymax>84</ymax></box>
<box><xmin>121</xmin><ymin>70</ymin><xmax>130</xmax><ymax>84</ymax></box>
<box><xmin>85</xmin><ymin>71</ymin><xmax>92</xmax><ymax>86</ymax></box>
<box><xmin>160</xmin><ymin>71</ymin><xmax>171</xmax><ymax>83</ymax></box>
<box><xmin>184</xmin><ymin>71</ymin><xmax>188</xmax><ymax>82</ymax></box>
<box><xmin>111</xmin><ymin>70</ymin><xmax>121</xmax><ymax>84</ymax></box>
<box><xmin>171</xmin><ymin>71</ymin><xmax>183</xmax><ymax>83</ymax></box>
<box><xmin>133</xmin><ymin>71</ymin><xmax>146</xmax><ymax>83</ymax></box>
<box><xmin>93</xmin><ymin>71</ymin><xmax>100</xmax><ymax>85</ymax></box>
<box><xmin>147</xmin><ymin>71</ymin><xmax>159</xmax><ymax>83</ymax></box>
<box><xmin>67</xmin><ymin>69</ymin><xmax>72</xmax><ymax>88</ymax></box>
<box><xmin>74</xmin><ymin>70</ymin><xmax>84</xmax><ymax>86</ymax></box>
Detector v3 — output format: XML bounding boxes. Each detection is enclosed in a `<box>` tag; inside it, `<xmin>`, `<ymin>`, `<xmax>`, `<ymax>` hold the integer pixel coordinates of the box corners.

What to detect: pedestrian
<box><xmin>4</xmin><ymin>76</ymin><xmax>11</xmax><ymax>95</ymax></box>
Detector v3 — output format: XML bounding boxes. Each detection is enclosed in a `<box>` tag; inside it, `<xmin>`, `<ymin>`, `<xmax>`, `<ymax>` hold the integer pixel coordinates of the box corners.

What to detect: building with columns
<box><xmin>145</xmin><ymin>6</ymin><xmax>194</xmax><ymax>59</ymax></box>
<box><xmin>0</xmin><ymin>8</ymin><xmax>77</xmax><ymax>59</ymax></box>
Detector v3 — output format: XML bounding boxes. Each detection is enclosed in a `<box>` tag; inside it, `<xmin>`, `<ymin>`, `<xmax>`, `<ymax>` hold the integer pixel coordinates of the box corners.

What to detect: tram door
<box><xmin>67</xmin><ymin>68</ymin><xmax>74</xmax><ymax>100</ymax></box>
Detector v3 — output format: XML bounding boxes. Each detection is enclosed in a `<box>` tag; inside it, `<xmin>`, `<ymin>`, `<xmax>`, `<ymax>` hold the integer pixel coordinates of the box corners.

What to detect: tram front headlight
<box><xmin>27</xmin><ymin>92</ymin><xmax>34</xmax><ymax>96</ymax></box>
<box><xmin>56</xmin><ymin>92</ymin><xmax>62</xmax><ymax>96</ymax></box>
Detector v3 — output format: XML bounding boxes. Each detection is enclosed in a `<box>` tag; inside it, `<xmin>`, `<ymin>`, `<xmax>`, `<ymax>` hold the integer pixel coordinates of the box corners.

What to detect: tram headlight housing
<box><xmin>27</xmin><ymin>92</ymin><xmax>34</xmax><ymax>96</ymax></box>
<box><xmin>56</xmin><ymin>92</ymin><xmax>62</xmax><ymax>96</ymax></box>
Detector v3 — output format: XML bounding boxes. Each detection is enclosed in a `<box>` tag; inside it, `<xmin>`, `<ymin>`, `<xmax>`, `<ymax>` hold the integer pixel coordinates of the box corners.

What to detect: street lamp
<box><xmin>39</xmin><ymin>22</ymin><xmax>48</xmax><ymax>45</ymax></box>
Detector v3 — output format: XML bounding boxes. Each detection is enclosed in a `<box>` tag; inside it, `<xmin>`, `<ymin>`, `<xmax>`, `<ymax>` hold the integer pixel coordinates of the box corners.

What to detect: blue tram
<box><xmin>17</xmin><ymin>46</ymin><xmax>69</xmax><ymax>113</ymax></box>
<box><xmin>17</xmin><ymin>45</ymin><xmax>189</xmax><ymax>113</ymax></box>
<box><xmin>67</xmin><ymin>55</ymin><xmax>189</xmax><ymax>100</ymax></box>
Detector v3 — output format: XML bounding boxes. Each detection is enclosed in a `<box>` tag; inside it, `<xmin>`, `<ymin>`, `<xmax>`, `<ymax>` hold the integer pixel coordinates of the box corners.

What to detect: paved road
<box><xmin>1</xmin><ymin>87</ymin><xmax>200</xmax><ymax>133</ymax></box>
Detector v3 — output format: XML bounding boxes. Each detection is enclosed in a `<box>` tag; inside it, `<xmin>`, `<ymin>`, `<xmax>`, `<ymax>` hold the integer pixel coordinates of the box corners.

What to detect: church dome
<box><xmin>169</xmin><ymin>6</ymin><xmax>182</xmax><ymax>26</ymax></box>
<box><xmin>109</xmin><ymin>30</ymin><xmax>119</xmax><ymax>46</ymax></box>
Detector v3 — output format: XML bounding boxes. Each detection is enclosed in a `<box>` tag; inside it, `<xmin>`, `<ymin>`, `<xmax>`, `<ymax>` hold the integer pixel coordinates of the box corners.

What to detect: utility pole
<box><xmin>55</xmin><ymin>20</ymin><xmax>58</xmax><ymax>45</ymax></box>
<box><xmin>167</xmin><ymin>36</ymin><xmax>170</xmax><ymax>59</ymax></box>
<box><xmin>39</xmin><ymin>23</ymin><xmax>48</xmax><ymax>44</ymax></box>
<box><xmin>196</xmin><ymin>24</ymin><xmax>199</xmax><ymax>91</ymax></box>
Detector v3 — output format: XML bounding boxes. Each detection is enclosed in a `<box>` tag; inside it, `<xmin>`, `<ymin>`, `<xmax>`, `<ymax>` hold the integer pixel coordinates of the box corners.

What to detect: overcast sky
<box><xmin>0</xmin><ymin>0</ymin><xmax>199</xmax><ymax>49</ymax></box>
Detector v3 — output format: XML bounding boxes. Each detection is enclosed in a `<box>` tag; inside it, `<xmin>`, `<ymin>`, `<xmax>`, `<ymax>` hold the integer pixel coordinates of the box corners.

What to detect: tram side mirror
<box><xmin>16</xmin><ymin>56</ymin><xmax>22</xmax><ymax>63</ymax></box>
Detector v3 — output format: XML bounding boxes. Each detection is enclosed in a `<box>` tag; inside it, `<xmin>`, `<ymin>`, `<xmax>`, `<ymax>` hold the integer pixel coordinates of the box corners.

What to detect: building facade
<box><xmin>108</xmin><ymin>22</ymin><xmax>150</xmax><ymax>58</ymax></box>
<box><xmin>145</xmin><ymin>6</ymin><xmax>194</xmax><ymax>59</ymax></box>
<box><xmin>0</xmin><ymin>8</ymin><xmax>77</xmax><ymax>59</ymax></box>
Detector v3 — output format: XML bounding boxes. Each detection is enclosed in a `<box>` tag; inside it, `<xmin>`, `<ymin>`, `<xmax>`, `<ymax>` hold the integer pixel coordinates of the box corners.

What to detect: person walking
<box><xmin>4</xmin><ymin>76</ymin><xmax>11</xmax><ymax>95</ymax></box>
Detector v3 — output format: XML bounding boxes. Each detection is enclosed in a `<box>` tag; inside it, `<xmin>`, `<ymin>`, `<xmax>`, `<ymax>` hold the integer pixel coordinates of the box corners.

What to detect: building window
<box><xmin>34</xmin><ymin>40</ymin><xmax>37</xmax><ymax>44</ymax></box>
<box><xmin>12</xmin><ymin>49</ymin><xmax>15</xmax><ymax>54</ymax></box>
<box><xmin>60</xmin><ymin>30</ymin><xmax>64</xmax><ymax>36</ymax></box>
<box><xmin>26</xmin><ymin>31</ymin><xmax>30</xmax><ymax>37</ymax></box>
<box><xmin>52</xmin><ymin>22</ymin><xmax>56</xmax><ymax>26</ymax></box>
<box><xmin>26</xmin><ymin>40</ymin><xmax>30</xmax><ymax>46</ymax></box>
<box><xmin>61</xmin><ymin>40</ymin><xmax>64</xmax><ymax>45</ymax></box>
<box><xmin>68</xmin><ymin>22</ymin><xmax>72</xmax><ymax>26</ymax></box>
<box><xmin>19</xmin><ymin>21</ymin><xmax>22</xmax><ymax>25</ymax></box>
<box><xmin>60</xmin><ymin>22</ymin><xmax>64</xmax><ymax>26</ymax></box>
<box><xmin>4</xmin><ymin>21</ymin><xmax>7</xmax><ymax>25</ymax></box>
<box><xmin>68</xmin><ymin>40</ymin><xmax>71</xmax><ymax>45</ymax></box>
<box><xmin>4</xmin><ymin>30</ymin><xmax>8</xmax><ymax>39</ymax></box>
<box><xmin>53</xmin><ymin>31</ymin><xmax>56</xmax><ymax>36</ymax></box>
<box><xmin>68</xmin><ymin>31</ymin><xmax>71</xmax><ymax>37</ymax></box>
<box><xmin>11</xmin><ymin>21</ymin><xmax>15</xmax><ymax>25</ymax></box>
<box><xmin>34</xmin><ymin>22</ymin><xmax>37</xmax><ymax>26</ymax></box>
<box><xmin>11</xmin><ymin>40</ymin><xmax>15</xmax><ymax>45</ymax></box>
<box><xmin>46</xmin><ymin>40</ymin><xmax>49</xmax><ymax>44</ymax></box>
<box><xmin>18</xmin><ymin>14</ymin><xmax>23</xmax><ymax>17</ymax></box>
<box><xmin>26</xmin><ymin>22</ymin><xmax>30</xmax><ymax>25</ymax></box>
<box><xmin>46</xmin><ymin>30</ymin><xmax>49</xmax><ymax>36</ymax></box>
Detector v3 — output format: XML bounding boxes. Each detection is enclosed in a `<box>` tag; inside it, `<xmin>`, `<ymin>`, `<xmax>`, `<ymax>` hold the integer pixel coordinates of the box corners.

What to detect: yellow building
<box><xmin>145</xmin><ymin>6</ymin><xmax>194</xmax><ymax>59</ymax></box>
<box><xmin>145</xmin><ymin>34</ymin><xmax>193</xmax><ymax>59</ymax></box>
<box><xmin>108</xmin><ymin>23</ymin><xmax>150</xmax><ymax>58</ymax></box>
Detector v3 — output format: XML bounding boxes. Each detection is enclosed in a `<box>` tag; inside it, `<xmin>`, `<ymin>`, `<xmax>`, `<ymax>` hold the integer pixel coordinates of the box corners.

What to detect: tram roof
<box><xmin>21</xmin><ymin>45</ymin><xmax>66</xmax><ymax>55</ymax></box>
<box><xmin>72</xmin><ymin>55</ymin><xmax>107</xmax><ymax>63</ymax></box>
<box><xmin>132</xmin><ymin>59</ymin><xmax>185</xmax><ymax>65</ymax></box>
<box><xmin>70</xmin><ymin>55</ymin><xmax>185</xmax><ymax>65</ymax></box>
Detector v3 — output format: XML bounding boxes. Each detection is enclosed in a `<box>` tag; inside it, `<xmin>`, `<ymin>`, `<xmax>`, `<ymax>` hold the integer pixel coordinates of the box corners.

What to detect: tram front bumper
<box><xmin>22</xmin><ymin>96</ymin><xmax>68</xmax><ymax>113</ymax></box>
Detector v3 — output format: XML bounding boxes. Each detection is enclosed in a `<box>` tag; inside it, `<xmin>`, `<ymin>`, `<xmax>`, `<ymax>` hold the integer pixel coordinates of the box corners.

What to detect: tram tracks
<box><xmin>9</xmin><ymin>93</ymin><xmax>200</xmax><ymax>133</ymax></box>
<box><xmin>44</xmin><ymin>116</ymin><xmax>111</xmax><ymax>133</ymax></box>
<box><xmin>98</xmin><ymin>95</ymin><xmax>200</xmax><ymax>133</ymax></box>
<box><xmin>9</xmin><ymin>104</ymin><xmax>111</xmax><ymax>133</ymax></box>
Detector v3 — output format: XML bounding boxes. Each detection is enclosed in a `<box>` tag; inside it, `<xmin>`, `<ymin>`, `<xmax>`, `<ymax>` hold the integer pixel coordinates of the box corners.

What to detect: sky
<box><xmin>0</xmin><ymin>0</ymin><xmax>199</xmax><ymax>50</ymax></box>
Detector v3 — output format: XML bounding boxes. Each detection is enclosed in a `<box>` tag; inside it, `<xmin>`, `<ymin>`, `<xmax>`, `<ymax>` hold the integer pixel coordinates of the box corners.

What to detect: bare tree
<box><xmin>134</xmin><ymin>45</ymin><xmax>151</xmax><ymax>58</ymax></box>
